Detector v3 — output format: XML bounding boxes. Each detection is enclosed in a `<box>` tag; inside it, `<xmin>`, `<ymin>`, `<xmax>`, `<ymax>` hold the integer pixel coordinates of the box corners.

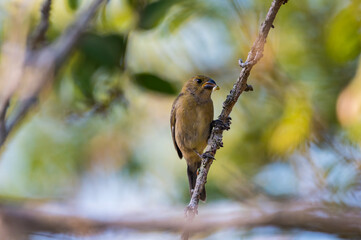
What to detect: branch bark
<box><xmin>184</xmin><ymin>0</ymin><xmax>288</xmax><ymax>228</ymax></box>
<box><xmin>1</xmin><ymin>201</ymin><xmax>361</xmax><ymax>239</ymax></box>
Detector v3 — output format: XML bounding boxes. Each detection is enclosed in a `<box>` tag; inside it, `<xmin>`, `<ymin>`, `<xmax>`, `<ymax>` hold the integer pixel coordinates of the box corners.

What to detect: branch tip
<box><xmin>239</xmin><ymin>58</ymin><xmax>250</xmax><ymax>68</ymax></box>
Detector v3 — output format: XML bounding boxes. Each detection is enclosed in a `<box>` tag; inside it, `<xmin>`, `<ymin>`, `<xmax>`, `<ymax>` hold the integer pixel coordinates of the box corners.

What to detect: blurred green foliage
<box><xmin>138</xmin><ymin>0</ymin><xmax>179</xmax><ymax>30</ymax></box>
<box><xmin>78</xmin><ymin>33</ymin><xmax>126</xmax><ymax>68</ymax></box>
<box><xmin>0</xmin><ymin>0</ymin><xmax>361</xmax><ymax>219</ymax></box>
<box><xmin>71</xmin><ymin>33</ymin><xmax>126</xmax><ymax>103</ymax></box>
<box><xmin>133</xmin><ymin>73</ymin><xmax>177</xmax><ymax>94</ymax></box>
<box><xmin>326</xmin><ymin>1</ymin><xmax>361</xmax><ymax>63</ymax></box>
<box><xmin>67</xmin><ymin>0</ymin><xmax>79</xmax><ymax>11</ymax></box>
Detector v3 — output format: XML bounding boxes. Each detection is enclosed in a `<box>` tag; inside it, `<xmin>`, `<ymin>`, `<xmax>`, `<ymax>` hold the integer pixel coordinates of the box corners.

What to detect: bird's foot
<box><xmin>244</xmin><ymin>84</ymin><xmax>253</xmax><ymax>92</ymax></box>
<box><xmin>212</xmin><ymin>117</ymin><xmax>231</xmax><ymax>131</ymax></box>
<box><xmin>201</xmin><ymin>152</ymin><xmax>215</xmax><ymax>160</ymax></box>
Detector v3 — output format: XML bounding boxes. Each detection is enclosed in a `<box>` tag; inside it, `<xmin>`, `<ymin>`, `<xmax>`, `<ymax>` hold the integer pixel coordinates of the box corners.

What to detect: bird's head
<box><xmin>182</xmin><ymin>75</ymin><xmax>219</xmax><ymax>100</ymax></box>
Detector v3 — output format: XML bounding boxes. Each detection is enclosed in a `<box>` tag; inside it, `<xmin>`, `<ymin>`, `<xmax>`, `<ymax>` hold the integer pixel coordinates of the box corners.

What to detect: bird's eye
<box><xmin>196</xmin><ymin>79</ymin><xmax>202</xmax><ymax>84</ymax></box>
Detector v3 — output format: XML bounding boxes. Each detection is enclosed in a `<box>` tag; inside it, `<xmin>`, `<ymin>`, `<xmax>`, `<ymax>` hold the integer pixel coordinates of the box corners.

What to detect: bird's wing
<box><xmin>171</xmin><ymin>94</ymin><xmax>183</xmax><ymax>159</ymax></box>
<box><xmin>208</xmin><ymin>100</ymin><xmax>214</xmax><ymax>140</ymax></box>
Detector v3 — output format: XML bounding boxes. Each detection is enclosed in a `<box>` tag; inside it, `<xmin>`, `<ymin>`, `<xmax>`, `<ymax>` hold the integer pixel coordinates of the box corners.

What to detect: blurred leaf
<box><xmin>78</xmin><ymin>33</ymin><xmax>126</xmax><ymax>68</ymax></box>
<box><xmin>124</xmin><ymin>154</ymin><xmax>145</xmax><ymax>176</ymax></box>
<box><xmin>267</xmin><ymin>93</ymin><xmax>312</xmax><ymax>156</ymax></box>
<box><xmin>72</xmin><ymin>55</ymin><xmax>99</xmax><ymax>102</ymax></box>
<box><xmin>67</xmin><ymin>0</ymin><xmax>79</xmax><ymax>11</ymax></box>
<box><xmin>127</xmin><ymin>0</ymin><xmax>147</xmax><ymax>10</ymax></box>
<box><xmin>133</xmin><ymin>73</ymin><xmax>177</xmax><ymax>94</ymax></box>
<box><xmin>97</xmin><ymin>0</ymin><xmax>135</xmax><ymax>33</ymax></box>
<box><xmin>127</xmin><ymin>0</ymin><xmax>137</xmax><ymax>8</ymax></box>
<box><xmin>71</xmin><ymin>33</ymin><xmax>126</xmax><ymax>106</ymax></box>
<box><xmin>167</xmin><ymin>7</ymin><xmax>193</xmax><ymax>32</ymax></box>
<box><xmin>92</xmin><ymin>69</ymin><xmax>123</xmax><ymax>106</ymax></box>
<box><xmin>326</xmin><ymin>3</ymin><xmax>361</xmax><ymax>63</ymax></box>
<box><xmin>138</xmin><ymin>0</ymin><xmax>178</xmax><ymax>30</ymax></box>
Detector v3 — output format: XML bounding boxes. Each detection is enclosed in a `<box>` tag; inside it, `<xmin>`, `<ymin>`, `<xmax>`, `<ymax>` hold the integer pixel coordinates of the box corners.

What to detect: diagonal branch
<box><xmin>51</xmin><ymin>0</ymin><xmax>105</xmax><ymax>70</ymax></box>
<box><xmin>0</xmin><ymin>0</ymin><xmax>107</xmax><ymax>148</ymax></box>
<box><xmin>184</xmin><ymin>0</ymin><xmax>289</xmax><ymax>229</ymax></box>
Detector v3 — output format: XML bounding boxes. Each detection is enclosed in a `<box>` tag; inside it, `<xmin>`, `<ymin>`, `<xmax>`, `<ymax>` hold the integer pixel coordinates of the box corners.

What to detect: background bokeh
<box><xmin>0</xmin><ymin>0</ymin><xmax>361</xmax><ymax>239</ymax></box>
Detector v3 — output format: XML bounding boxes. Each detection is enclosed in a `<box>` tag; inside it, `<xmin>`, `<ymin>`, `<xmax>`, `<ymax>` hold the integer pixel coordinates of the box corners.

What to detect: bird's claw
<box><xmin>212</xmin><ymin>117</ymin><xmax>231</xmax><ymax>131</ymax></box>
<box><xmin>215</xmin><ymin>138</ymin><xmax>224</xmax><ymax>148</ymax></box>
<box><xmin>201</xmin><ymin>152</ymin><xmax>215</xmax><ymax>160</ymax></box>
<box><xmin>225</xmin><ymin>116</ymin><xmax>232</xmax><ymax>126</ymax></box>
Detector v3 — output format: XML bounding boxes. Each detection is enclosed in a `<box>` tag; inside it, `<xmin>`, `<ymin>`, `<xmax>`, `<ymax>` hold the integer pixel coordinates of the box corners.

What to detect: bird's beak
<box><xmin>202</xmin><ymin>79</ymin><xmax>220</xmax><ymax>91</ymax></box>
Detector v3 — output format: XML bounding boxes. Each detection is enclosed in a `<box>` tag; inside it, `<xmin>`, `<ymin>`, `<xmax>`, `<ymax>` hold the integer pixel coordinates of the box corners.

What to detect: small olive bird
<box><xmin>170</xmin><ymin>75</ymin><xmax>219</xmax><ymax>201</ymax></box>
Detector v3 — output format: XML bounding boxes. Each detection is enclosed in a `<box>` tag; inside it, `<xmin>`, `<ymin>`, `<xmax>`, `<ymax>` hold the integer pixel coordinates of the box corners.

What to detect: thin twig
<box><xmin>184</xmin><ymin>0</ymin><xmax>288</xmax><ymax>230</ymax></box>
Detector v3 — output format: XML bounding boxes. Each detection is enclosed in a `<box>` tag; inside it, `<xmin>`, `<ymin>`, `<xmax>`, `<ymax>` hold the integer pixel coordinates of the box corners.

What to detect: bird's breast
<box><xmin>175</xmin><ymin>98</ymin><xmax>213</xmax><ymax>153</ymax></box>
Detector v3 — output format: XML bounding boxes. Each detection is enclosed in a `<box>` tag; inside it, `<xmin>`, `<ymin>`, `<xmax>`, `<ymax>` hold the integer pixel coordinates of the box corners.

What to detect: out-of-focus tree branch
<box><xmin>0</xmin><ymin>0</ymin><xmax>107</xmax><ymax>148</ymax></box>
<box><xmin>1</xmin><ymin>201</ymin><xmax>361</xmax><ymax>238</ymax></box>
<box><xmin>51</xmin><ymin>0</ymin><xmax>106</xmax><ymax>70</ymax></box>
<box><xmin>0</xmin><ymin>101</ymin><xmax>9</xmax><ymax>145</ymax></box>
<box><xmin>28</xmin><ymin>0</ymin><xmax>52</xmax><ymax>50</ymax></box>
<box><xmin>184</xmin><ymin>0</ymin><xmax>289</xmax><ymax>228</ymax></box>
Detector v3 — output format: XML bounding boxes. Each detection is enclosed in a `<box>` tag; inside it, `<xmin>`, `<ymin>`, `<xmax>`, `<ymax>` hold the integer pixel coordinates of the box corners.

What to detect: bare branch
<box><xmin>51</xmin><ymin>0</ymin><xmax>106</xmax><ymax>71</ymax></box>
<box><xmin>1</xmin><ymin>201</ymin><xmax>361</xmax><ymax>238</ymax></box>
<box><xmin>5</xmin><ymin>97</ymin><xmax>37</xmax><ymax>136</ymax></box>
<box><xmin>184</xmin><ymin>0</ymin><xmax>288</xmax><ymax>225</ymax></box>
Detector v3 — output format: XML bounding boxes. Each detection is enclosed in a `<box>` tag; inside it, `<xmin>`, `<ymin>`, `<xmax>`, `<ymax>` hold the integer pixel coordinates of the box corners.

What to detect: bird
<box><xmin>170</xmin><ymin>75</ymin><xmax>219</xmax><ymax>201</ymax></box>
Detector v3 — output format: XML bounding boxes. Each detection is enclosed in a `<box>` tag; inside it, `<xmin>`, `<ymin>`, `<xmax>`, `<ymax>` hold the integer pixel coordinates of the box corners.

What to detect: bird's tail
<box><xmin>187</xmin><ymin>164</ymin><xmax>206</xmax><ymax>201</ymax></box>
